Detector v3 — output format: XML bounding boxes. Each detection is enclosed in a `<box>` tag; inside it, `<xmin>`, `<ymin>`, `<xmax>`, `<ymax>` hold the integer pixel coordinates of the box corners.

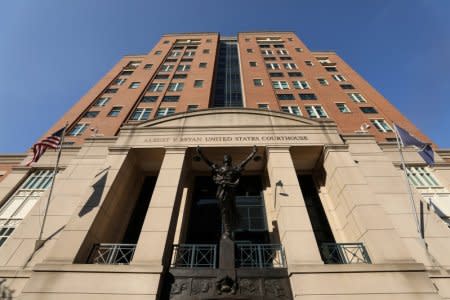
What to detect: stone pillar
<box><xmin>266</xmin><ymin>146</ymin><xmax>323</xmax><ymax>266</ymax></box>
<box><xmin>132</xmin><ymin>147</ymin><xmax>187</xmax><ymax>266</ymax></box>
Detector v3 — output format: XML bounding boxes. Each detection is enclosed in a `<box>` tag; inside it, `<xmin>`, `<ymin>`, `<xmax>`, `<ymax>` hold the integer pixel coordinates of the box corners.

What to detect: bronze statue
<box><xmin>196</xmin><ymin>146</ymin><xmax>257</xmax><ymax>240</ymax></box>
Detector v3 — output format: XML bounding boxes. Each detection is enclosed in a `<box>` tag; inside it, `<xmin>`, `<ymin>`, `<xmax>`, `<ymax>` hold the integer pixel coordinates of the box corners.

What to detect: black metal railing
<box><xmin>321</xmin><ymin>243</ymin><xmax>371</xmax><ymax>264</ymax></box>
<box><xmin>171</xmin><ymin>244</ymin><xmax>217</xmax><ymax>268</ymax></box>
<box><xmin>89</xmin><ymin>243</ymin><xmax>136</xmax><ymax>264</ymax></box>
<box><xmin>236</xmin><ymin>244</ymin><xmax>286</xmax><ymax>268</ymax></box>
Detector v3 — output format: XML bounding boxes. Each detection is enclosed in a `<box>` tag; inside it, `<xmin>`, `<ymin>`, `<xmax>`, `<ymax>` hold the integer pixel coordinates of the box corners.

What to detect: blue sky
<box><xmin>0</xmin><ymin>0</ymin><xmax>449</xmax><ymax>152</ymax></box>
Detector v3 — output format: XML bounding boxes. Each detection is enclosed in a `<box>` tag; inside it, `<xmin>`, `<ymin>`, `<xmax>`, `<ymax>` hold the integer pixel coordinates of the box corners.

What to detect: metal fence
<box><xmin>89</xmin><ymin>243</ymin><xmax>136</xmax><ymax>264</ymax></box>
<box><xmin>236</xmin><ymin>244</ymin><xmax>286</xmax><ymax>268</ymax></box>
<box><xmin>321</xmin><ymin>243</ymin><xmax>371</xmax><ymax>264</ymax></box>
<box><xmin>171</xmin><ymin>244</ymin><xmax>217</xmax><ymax>268</ymax></box>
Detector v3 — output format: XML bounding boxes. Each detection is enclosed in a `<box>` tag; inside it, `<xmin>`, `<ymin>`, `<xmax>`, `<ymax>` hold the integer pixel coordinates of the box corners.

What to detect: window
<box><xmin>156</xmin><ymin>107</ymin><xmax>175</xmax><ymax>117</ymax></box>
<box><xmin>141</xmin><ymin>96</ymin><xmax>158</xmax><ymax>103</ymax></box>
<box><xmin>104</xmin><ymin>88</ymin><xmax>118</xmax><ymax>94</ymax></box>
<box><xmin>107</xmin><ymin>106</ymin><xmax>122</xmax><ymax>117</ymax></box>
<box><xmin>266</xmin><ymin>63</ymin><xmax>280</xmax><ymax>70</ymax></box>
<box><xmin>293</xmin><ymin>80</ymin><xmax>310</xmax><ymax>89</ymax></box>
<box><xmin>317</xmin><ymin>57</ymin><xmax>331</xmax><ymax>64</ymax></box>
<box><xmin>299</xmin><ymin>93</ymin><xmax>317</xmax><ymax>100</ymax></box>
<box><xmin>165</xmin><ymin>58</ymin><xmax>177</xmax><ymax>63</ymax></box>
<box><xmin>272</xmin><ymin>80</ymin><xmax>289</xmax><ymax>90</ymax></box>
<box><xmin>325</xmin><ymin>67</ymin><xmax>338</xmax><ymax>72</ymax></box>
<box><xmin>130</xmin><ymin>108</ymin><xmax>151</xmax><ymax>121</ymax></box>
<box><xmin>155</xmin><ymin>74</ymin><xmax>169</xmax><ymax>80</ymax></box>
<box><xmin>283</xmin><ymin>63</ymin><xmax>297</xmax><ymax>70</ymax></box>
<box><xmin>317</xmin><ymin>78</ymin><xmax>329</xmax><ymax>86</ymax></box>
<box><xmin>168</xmin><ymin>82</ymin><xmax>184</xmax><ymax>91</ymax></box>
<box><xmin>340</xmin><ymin>84</ymin><xmax>354</xmax><ymax>90</ymax></box>
<box><xmin>273</xmin><ymin>44</ymin><xmax>285</xmax><ymax>48</ymax></box>
<box><xmin>186</xmin><ymin>45</ymin><xmax>198</xmax><ymax>50</ymax></box>
<box><xmin>348</xmin><ymin>93</ymin><xmax>367</xmax><ymax>103</ymax></box>
<box><xmin>113</xmin><ymin>78</ymin><xmax>126</xmax><ymax>86</ymax></box>
<box><xmin>155</xmin><ymin>51</ymin><xmax>162</xmax><ymax>55</ymax></box>
<box><xmin>288</xmin><ymin>72</ymin><xmax>303</xmax><ymax>77</ymax></box>
<box><xmin>360</xmin><ymin>107</ymin><xmax>378</xmax><ymax>114</ymax></box>
<box><xmin>177</xmin><ymin>64</ymin><xmax>191</xmax><ymax>72</ymax></box>
<box><xmin>336</xmin><ymin>103</ymin><xmax>351</xmax><ymax>113</ymax></box>
<box><xmin>125</xmin><ymin>61</ymin><xmax>141</xmax><ymax>69</ymax></box>
<box><xmin>247</xmin><ymin>49</ymin><xmax>254</xmax><ymax>53</ymax></box>
<box><xmin>163</xmin><ymin>95</ymin><xmax>180</xmax><ymax>102</ymax></box>
<box><xmin>276</xmin><ymin>94</ymin><xmax>295</xmax><ymax>100</ymax></box>
<box><xmin>332</xmin><ymin>74</ymin><xmax>346</xmax><ymax>82</ymax></box>
<box><xmin>249</xmin><ymin>61</ymin><xmax>257</xmax><ymax>67</ymax></box>
<box><xmin>187</xmin><ymin>104</ymin><xmax>199</xmax><ymax>112</ymax></box>
<box><xmin>305</xmin><ymin>61</ymin><xmax>313</xmax><ymax>66</ymax></box>
<box><xmin>295</xmin><ymin>48</ymin><xmax>303</xmax><ymax>52</ymax></box>
<box><xmin>261</xmin><ymin>50</ymin><xmax>273</xmax><ymax>55</ymax></box>
<box><xmin>277</xmin><ymin>49</ymin><xmax>289</xmax><ymax>55</ymax></box>
<box><xmin>193</xmin><ymin>80</ymin><xmax>203</xmax><ymax>88</ymax></box>
<box><xmin>173</xmin><ymin>74</ymin><xmax>188</xmax><ymax>79</ymax></box>
<box><xmin>245</xmin><ymin>38</ymin><xmax>250</xmax><ymax>42</ymax></box>
<box><xmin>281</xmin><ymin>106</ymin><xmax>301</xmax><ymax>116</ymax></box>
<box><xmin>120</xmin><ymin>70</ymin><xmax>133</xmax><ymax>76</ymax></box>
<box><xmin>163</xmin><ymin>40</ymin><xmax>170</xmax><ymax>44</ymax></box>
<box><xmin>253</xmin><ymin>79</ymin><xmax>263</xmax><ymax>87</ymax></box>
<box><xmin>94</xmin><ymin>97</ymin><xmax>110</xmax><ymax>107</ymax></box>
<box><xmin>258</xmin><ymin>104</ymin><xmax>269</xmax><ymax>110</ymax></box>
<box><xmin>269</xmin><ymin>72</ymin><xmax>284</xmax><ymax>77</ymax></box>
<box><xmin>129</xmin><ymin>82</ymin><xmax>140</xmax><ymax>89</ymax></box>
<box><xmin>169</xmin><ymin>51</ymin><xmax>181</xmax><ymax>57</ymax></box>
<box><xmin>160</xmin><ymin>64</ymin><xmax>174</xmax><ymax>72</ymax></box>
<box><xmin>305</xmin><ymin>105</ymin><xmax>328</xmax><ymax>118</ymax></box>
<box><xmin>263</xmin><ymin>57</ymin><xmax>276</xmax><ymax>61</ymax></box>
<box><xmin>202</xmin><ymin>49</ymin><xmax>210</xmax><ymax>54</ymax></box>
<box><xmin>180</xmin><ymin>58</ymin><xmax>193</xmax><ymax>62</ymax></box>
<box><xmin>83</xmin><ymin>111</ymin><xmax>99</xmax><ymax>118</ymax></box>
<box><xmin>259</xmin><ymin>44</ymin><xmax>270</xmax><ymax>48</ymax></box>
<box><xmin>371</xmin><ymin>119</ymin><xmax>393</xmax><ymax>132</ymax></box>
<box><xmin>279</xmin><ymin>57</ymin><xmax>293</xmax><ymax>61</ymax></box>
<box><xmin>173</xmin><ymin>46</ymin><xmax>184</xmax><ymax>50</ymax></box>
<box><xmin>68</xmin><ymin>123</ymin><xmax>89</xmax><ymax>136</ymax></box>
<box><xmin>406</xmin><ymin>166</ymin><xmax>440</xmax><ymax>187</ymax></box>
<box><xmin>148</xmin><ymin>83</ymin><xmax>165</xmax><ymax>92</ymax></box>
<box><xmin>199</xmin><ymin>62</ymin><xmax>207</xmax><ymax>68</ymax></box>
<box><xmin>185</xmin><ymin>51</ymin><xmax>196</xmax><ymax>57</ymax></box>
<box><xmin>0</xmin><ymin>170</ymin><xmax>55</xmax><ymax>247</ymax></box>
<box><xmin>288</xmin><ymin>38</ymin><xmax>293</xmax><ymax>41</ymax></box>
<box><xmin>206</xmin><ymin>39</ymin><xmax>212</xmax><ymax>43</ymax></box>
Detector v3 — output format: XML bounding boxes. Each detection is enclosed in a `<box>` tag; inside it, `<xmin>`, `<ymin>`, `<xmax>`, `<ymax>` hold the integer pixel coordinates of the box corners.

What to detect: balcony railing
<box><xmin>321</xmin><ymin>243</ymin><xmax>371</xmax><ymax>264</ymax></box>
<box><xmin>171</xmin><ymin>244</ymin><xmax>217</xmax><ymax>268</ymax></box>
<box><xmin>236</xmin><ymin>244</ymin><xmax>286</xmax><ymax>268</ymax></box>
<box><xmin>89</xmin><ymin>243</ymin><xmax>136</xmax><ymax>264</ymax></box>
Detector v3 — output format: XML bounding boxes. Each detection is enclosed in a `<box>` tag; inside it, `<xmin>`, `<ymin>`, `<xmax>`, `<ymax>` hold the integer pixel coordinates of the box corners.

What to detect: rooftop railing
<box><xmin>321</xmin><ymin>242</ymin><xmax>371</xmax><ymax>264</ymax></box>
<box><xmin>89</xmin><ymin>243</ymin><xmax>136</xmax><ymax>264</ymax></box>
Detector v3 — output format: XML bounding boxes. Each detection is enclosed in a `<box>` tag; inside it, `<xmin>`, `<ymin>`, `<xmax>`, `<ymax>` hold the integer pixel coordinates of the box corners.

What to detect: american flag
<box><xmin>27</xmin><ymin>127</ymin><xmax>65</xmax><ymax>166</ymax></box>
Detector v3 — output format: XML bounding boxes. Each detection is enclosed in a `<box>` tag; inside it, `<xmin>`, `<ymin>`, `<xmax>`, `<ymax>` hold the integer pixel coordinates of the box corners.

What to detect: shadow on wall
<box><xmin>78</xmin><ymin>172</ymin><xmax>108</xmax><ymax>217</ymax></box>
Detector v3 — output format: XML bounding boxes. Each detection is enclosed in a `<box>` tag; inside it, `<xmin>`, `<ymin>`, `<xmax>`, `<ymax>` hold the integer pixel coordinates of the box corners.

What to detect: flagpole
<box><xmin>393</xmin><ymin>124</ymin><xmax>422</xmax><ymax>238</ymax></box>
<box><xmin>36</xmin><ymin>123</ymin><xmax>68</xmax><ymax>249</ymax></box>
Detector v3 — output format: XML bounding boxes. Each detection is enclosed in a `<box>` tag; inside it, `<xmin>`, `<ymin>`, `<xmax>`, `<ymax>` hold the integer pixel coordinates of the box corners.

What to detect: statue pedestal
<box><xmin>219</xmin><ymin>237</ymin><xmax>235</xmax><ymax>269</ymax></box>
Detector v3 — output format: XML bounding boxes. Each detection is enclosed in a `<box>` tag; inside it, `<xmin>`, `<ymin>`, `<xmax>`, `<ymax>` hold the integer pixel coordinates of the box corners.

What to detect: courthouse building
<box><xmin>0</xmin><ymin>32</ymin><xmax>450</xmax><ymax>299</ymax></box>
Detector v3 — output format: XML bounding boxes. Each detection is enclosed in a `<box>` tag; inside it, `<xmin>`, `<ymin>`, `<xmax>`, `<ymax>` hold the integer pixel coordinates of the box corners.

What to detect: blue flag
<box><xmin>395</xmin><ymin>124</ymin><xmax>434</xmax><ymax>166</ymax></box>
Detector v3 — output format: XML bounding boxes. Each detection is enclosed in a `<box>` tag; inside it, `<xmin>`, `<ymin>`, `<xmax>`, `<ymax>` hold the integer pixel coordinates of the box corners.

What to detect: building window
<box><xmin>169</xmin><ymin>51</ymin><xmax>181</xmax><ymax>57</ymax></box>
<box><xmin>336</xmin><ymin>103</ymin><xmax>351</xmax><ymax>113</ymax></box>
<box><xmin>68</xmin><ymin>123</ymin><xmax>89</xmax><ymax>136</ymax></box>
<box><xmin>0</xmin><ymin>170</ymin><xmax>55</xmax><ymax>247</ymax></box>
<box><xmin>125</xmin><ymin>61</ymin><xmax>141</xmax><ymax>69</ymax></box>
<box><xmin>245</xmin><ymin>38</ymin><xmax>250</xmax><ymax>42</ymax></box>
<box><xmin>406</xmin><ymin>166</ymin><xmax>440</xmax><ymax>187</ymax></box>
<box><xmin>203</xmin><ymin>49</ymin><xmax>210</xmax><ymax>54</ymax></box>
<box><xmin>295</xmin><ymin>48</ymin><xmax>303</xmax><ymax>52</ymax></box>
<box><xmin>181</xmin><ymin>58</ymin><xmax>193</xmax><ymax>62</ymax></box>
<box><xmin>130</xmin><ymin>108</ymin><xmax>151</xmax><ymax>121</ymax></box>
<box><xmin>340</xmin><ymin>84</ymin><xmax>354</xmax><ymax>90</ymax></box>
<box><xmin>185</xmin><ymin>51</ymin><xmax>196</xmax><ymax>57</ymax></box>
<box><xmin>160</xmin><ymin>64</ymin><xmax>174</xmax><ymax>72</ymax></box>
<box><xmin>305</xmin><ymin>61</ymin><xmax>313</xmax><ymax>66</ymax></box>
<box><xmin>360</xmin><ymin>107</ymin><xmax>378</xmax><ymax>114</ymax></box>
<box><xmin>173</xmin><ymin>74</ymin><xmax>188</xmax><ymax>79</ymax></box>
<box><xmin>288</xmin><ymin>38</ymin><xmax>293</xmax><ymax>41</ymax></box>
<box><xmin>141</xmin><ymin>96</ymin><xmax>158</xmax><ymax>103</ymax></box>
<box><xmin>283</xmin><ymin>63</ymin><xmax>297</xmax><ymax>70</ymax></box>
<box><xmin>247</xmin><ymin>49</ymin><xmax>253</xmax><ymax>53</ymax></box>
<box><xmin>269</xmin><ymin>72</ymin><xmax>284</xmax><ymax>78</ymax></box>
<box><xmin>317</xmin><ymin>78</ymin><xmax>329</xmax><ymax>86</ymax></box>
<box><xmin>94</xmin><ymin>97</ymin><xmax>110</xmax><ymax>107</ymax></box>
<box><xmin>165</xmin><ymin>58</ymin><xmax>177</xmax><ymax>63</ymax></box>
<box><xmin>261</xmin><ymin>50</ymin><xmax>273</xmax><ymax>55</ymax></box>
<box><xmin>288</xmin><ymin>72</ymin><xmax>303</xmax><ymax>77</ymax></box>
<box><xmin>332</xmin><ymin>74</ymin><xmax>346</xmax><ymax>82</ymax></box>
<box><xmin>113</xmin><ymin>78</ymin><xmax>127</xmax><ymax>86</ymax></box>
<box><xmin>194</xmin><ymin>80</ymin><xmax>204</xmax><ymax>88</ymax></box>
<box><xmin>104</xmin><ymin>88</ymin><xmax>118</xmax><ymax>94</ymax></box>
<box><xmin>253</xmin><ymin>79</ymin><xmax>263</xmax><ymax>87</ymax></box>
<box><xmin>348</xmin><ymin>93</ymin><xmax>367</xmax><ymax>103</ymax></box>
<box><xmin>168</xmin><ymin>82</ymin><xmax>184</xmax><ymax>92</ymax></box>
<box><xmin>305</xmin><ymin>105</ymin><xmax>328</xmax><ymax>118</ymax></box>
<box><xmin>107</xmin><ymin>106</ymin><xmax>122</xmax><ymax>117</ymax></box>
<box><xmin>155</xmin><ymin>51</ymin><xmax>162</xmax><ymax>55</ymax></box>
<box><xmin>371</xmin><ymin>119</ymin><xmax>393</xmax><ymax>132</ymax></box>
<box><xmin>258</xmin><ymin>104</ymin><xmax>269</xmax><ymax>110</ymax></box>
<box><xmin>299</xmin><ymin>93</ymin><xmax>317</xmax><ymax>100</ymax></box>
<box><xmin>155</xmin><ymin>74</ymin><xmax>170</xmax><ymax>80</ymax></box>
<box><xmin>83</xmin><ymin>111</ymin><xmax>99</xmax><ymax>118</ymax></box>
<box><xmin>120</xmin><ymin>70</ymin><xmax>133</xmax><ymax>76</ymax></box>
<box><xmin>317</xmin><ymin>57</ymin><xmax>331</xmax><ymax>64</ymax></box>
<box><xmin>129</xmin><ymin>82</ymin><xmax>140</xmax><ymax>89</ymax></box>
<box><xmin>272</xmin><ymin>80</ymin><xmax>289</xmax><ymax>90</ymax></box>
<box><xmin>163</xmin><ymin>40</ymin><xmax>170</xmax><ymax>44</ymax></box>
<box><xmin>206</xmin><ymin>39</ymin><xmax>212</xmax><ymax>43</ymax></box>
<box><xmin>249</xmin><ymin>61</ymin><xmax>257</xmax><ymax>67</ymax></box>
<box><xmin>279</xmin><ymin>56</ymin><xmax>293</xmax><ymax>61</ymax></box>
<box><xmin>277</xmin><ymin>49</ymin><xmax>289</xmax><ymax>55</ymax></box>
<box><xmin>263</xmin><ymin>57</ymin><xmax>276</xmax><ymax>61</ymax></box>
<box><xmin>199</xmin><ymin>62</ymin><xmax>207</xmax><ymax>68</ymax></box>
<box><xmin>293</xmin><ymin>80</ymin><xmax>310</xmax><ymax>89</ymax></box>
<box><xmin>187</xmin><ymin>105</ymin><xmax>199</xmax><ymax>112</ymax></box>
<box><xmin>177</xmin><ymin>64</ymin><xmax>191</xmax><ymax>72</ymax></box>
<box><xmin>259</xmin><ymin>44</ymin><xmax>270</xmax><ymax>49</ymax></box>
<box><xmin>273</xmin><ymin>44</ymin><xmax>285</xmax><ymax>48</ymax></box>
<box><xmin>163</xmin><ymin>95</ymin><xmax>180</xmax><ymax>102</ymax></box>
<box><xmin>281</xmin><ymin>106</ymin><xmax>301</xmax><ymax>116</ymax></box>
<box><xmin>156</xmin><ymin>107</ymin><xmax>175</xmax><ymax>117</ymax></box>
<box><xmin>266</xmin><ymin>63</ymin><xmax>280</xmax><ymax>70</ymax></box>
<box><xmin>325</xmin><ymin>67</ymin><xmax>338</xmax><ymax>72</ymax></box>
<box><xmin>276</xmin><ymin>94</ymin><xmax>295</xmax><ymax>100</ymax></box>
<box><xmin>148</xmin><ymin>83</ymin><xmax>165</xmax><ymax>92</ymax></box>
<box><xmin>186</xmin><ymin>45</ymin><xmax>198</xmax><ymax>50</ymax></box>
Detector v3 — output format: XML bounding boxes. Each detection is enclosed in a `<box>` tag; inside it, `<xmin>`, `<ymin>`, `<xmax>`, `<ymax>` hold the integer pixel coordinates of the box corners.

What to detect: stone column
<box><xmin>132</xmin><ymin>147</ymin><xmax>187</xmax><ymax>266</ymax></box>
<box><xmin>266</xmin><ymin>146</ymin><xmax>323</xmax><ymax>266</ymax></box>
